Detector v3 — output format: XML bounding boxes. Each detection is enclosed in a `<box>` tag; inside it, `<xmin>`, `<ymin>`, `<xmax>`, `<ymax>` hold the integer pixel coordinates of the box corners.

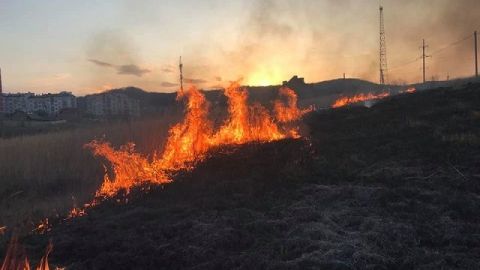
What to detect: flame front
<box><xmin>332</xmin><ymin>92</ymin><xmax>390</xmax><ymax>108</ymax></box>
<box><xmin>87</xmin><ymin>82</ymin><xmax>306</xmax><ymax>199</ymax></box>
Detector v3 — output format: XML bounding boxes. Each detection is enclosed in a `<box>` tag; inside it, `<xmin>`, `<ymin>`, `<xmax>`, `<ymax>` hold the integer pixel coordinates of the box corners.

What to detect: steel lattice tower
<box><xmin>379</xmin><ymin>6</ymin><xmax>388</xmax><ymax>85</ymax></box>
<box><xmin>179</xmin><ymin>56</ymin><xmax>184</xmax><ymax>93</ymax></box>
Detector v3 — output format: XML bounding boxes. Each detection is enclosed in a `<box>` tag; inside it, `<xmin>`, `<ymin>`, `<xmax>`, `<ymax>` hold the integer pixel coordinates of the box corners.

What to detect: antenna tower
<box><xmin>379</xmin><ymin>6</ymin><xmax>388</xmax><ymax>85</ymax></box>
<box><xmin>179</xmin><ymin>56</ymin><xmax>184</xmax><ymax>93</ymax></box>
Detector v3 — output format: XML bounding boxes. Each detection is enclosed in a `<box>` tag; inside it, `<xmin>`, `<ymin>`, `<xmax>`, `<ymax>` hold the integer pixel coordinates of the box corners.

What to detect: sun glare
<box><xmin>245</xmin><ymin>66</ymin><xmax>285</xmax><ymax>86</ymax></box>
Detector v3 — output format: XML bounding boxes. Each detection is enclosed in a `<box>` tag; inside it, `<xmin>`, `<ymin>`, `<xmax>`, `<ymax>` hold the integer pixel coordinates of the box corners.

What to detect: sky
<box><xmin>0</xmin><ymin>0</ymin><xmax>479</xmax><ymax>95</ymax></box>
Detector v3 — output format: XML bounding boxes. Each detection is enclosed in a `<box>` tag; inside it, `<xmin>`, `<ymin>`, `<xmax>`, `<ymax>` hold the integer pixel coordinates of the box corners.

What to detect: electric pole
<box><xmin>421</xmin><ymin>39</ymin><xmax>430</xmax><ymax>83</ymax></box>
<box><xmin>379</xmin><ymin>6</ymin><xmax>388</xmax><ymax>85</ymax></box>
<box><xmin>179</xmin><ymin>56</ymin><xmax>184</xmax><ymax>93</ymax></box>
<box><xmin>475</xmin><ymin>31</ymin><xmax>478</xmax><ymax>77</ymax></box>
<box><xmin>0</xmin><ymin>68</ymin><xmax>3</xmax><ymax>113</ymax></box>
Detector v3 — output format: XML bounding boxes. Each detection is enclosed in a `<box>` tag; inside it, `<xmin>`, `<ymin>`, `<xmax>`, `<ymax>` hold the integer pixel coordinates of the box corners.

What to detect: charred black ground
<box><xmin>23</xmin><ymin>83</ymin><xmax>480</xmax><ymax>269</ymax></box>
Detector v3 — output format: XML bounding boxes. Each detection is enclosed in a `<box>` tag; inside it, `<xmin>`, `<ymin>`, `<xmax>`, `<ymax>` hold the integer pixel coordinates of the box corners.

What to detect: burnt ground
<box><xmin>23</xmin><ymin>83</ymin><xmax>480</xmax><ymax>269</ymax></box>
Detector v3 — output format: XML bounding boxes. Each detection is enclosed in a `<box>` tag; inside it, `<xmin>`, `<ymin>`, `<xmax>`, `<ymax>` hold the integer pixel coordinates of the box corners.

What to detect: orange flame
<box><xmin>1</xmin><ymin>237</ymin><xmax>53</xmax><ymax>270</ymax></box>
<box><xmin>86</xmin><ymin>82</ymin><xmax>305</xmax><ymax>199</ymax></box>
<box><xmin>402</xmin><ymin>87</ymin><xmax>416</xmax><ymax>94</ymax></box>
<box><xmin>274</xmin><ymin>86</ymin><xmax>310</xmax><ymax>123</ymax></box>
<box><xmin>332</xmin><ymin>92</ymin><xmax>390</xmax><ymax>108</ymax></box>
<box><xmin>211</xmin><ymin>82</ymin><xmax>285</xmax><ymax>144</ymax></box>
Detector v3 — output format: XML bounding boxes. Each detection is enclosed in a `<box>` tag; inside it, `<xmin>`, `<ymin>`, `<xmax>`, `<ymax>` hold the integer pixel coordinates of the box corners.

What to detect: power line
<box><xmin>430</xmin><ymin>34</ymin><xmax>472</xmax><ymax>56</ymax></box>
<box><xmin>389</xmin><ymin>57</ymin><xmax>421</xmax><ymax>71</ymax></box>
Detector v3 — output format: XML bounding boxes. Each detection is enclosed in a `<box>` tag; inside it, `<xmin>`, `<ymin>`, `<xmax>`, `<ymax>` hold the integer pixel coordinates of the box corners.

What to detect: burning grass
<box><xmin>28</xmin><ymin>83</ymin><xmax>480</xmax><ymax>269</ymax></box>
<box><xmin>332</xmin><ymin>91</ymin><xmax>390</xmax><ymax>108</ymax></box>
<box><xmin>86</xmin><ymin>82</ymin><xmax>306</xmax><ymax>199</ymax></box>
<box><xmin>3</xmin><ymin>82</ymin><xmax>480</xmax><ymax>269</ymax></box>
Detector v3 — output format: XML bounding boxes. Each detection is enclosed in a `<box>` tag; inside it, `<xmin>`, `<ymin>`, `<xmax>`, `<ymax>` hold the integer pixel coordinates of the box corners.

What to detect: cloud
<box><xmin>117</xmin><ymin>64</ymin><xmax>151</xmax><ymax>77</ymax></box>
<box><xmin>161</xmin><ymin>65</ymin><xmax>175</xmax><ymax>73</ymax></box>
<box><xmin>88</xmin><ymin>58</ymin><xmax>150</xmax><ymax>77</ymax></box>
<box><xmin>185</xmin><ymin>78</ymin><xmax>207</xmax><ymax>84</ymax></box>
<box><xmin>161</xmin><ymin>81</ymin><xmax>178</xmax><ymax>87</ymax></box>
<box><xmin>88</xmin><ymin>59</ymin><xmax>114</xmax><ymax>67</ymax></box>
<box><xmin>214</xmin><ymin>76</ymin><xmax>222</xmax><ymax>82</ymax></box>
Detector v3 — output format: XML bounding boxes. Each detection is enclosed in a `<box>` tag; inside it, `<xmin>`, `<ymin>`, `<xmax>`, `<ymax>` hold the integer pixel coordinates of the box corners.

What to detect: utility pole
<box><xmin>0</xmin><ymin>68</ymin><xmax>3</xmax><ymax>113</ymax></box>
<box><xmin>0</xmin><ymin>68</ymin><xmax>2</xmax><ymax>94</ymax></box>
<box><xmin>179</xmin><ymin>56</ymin><xmax>184</xmax><ymax>93</ymax></box>
<box><xmin>421</xmin><ymin>39</ymin><xmax>430</xmax><ymax>83</ymax></box>
<box><xmin>475</xmin><ymin>31</ymin><xmax>478</xmax><ymax>77</ymax></box>
<box><xmin>379</xmin><ymin>6</ymin><xmax>388</xmax><ymax>85</ymax></box>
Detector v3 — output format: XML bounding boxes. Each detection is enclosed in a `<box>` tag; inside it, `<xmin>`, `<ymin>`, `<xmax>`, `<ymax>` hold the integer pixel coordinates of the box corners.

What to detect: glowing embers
<box><xmin>87</xmin><ymin>83</ymin><xmax>306</xmax><ymax>199</ymax></box>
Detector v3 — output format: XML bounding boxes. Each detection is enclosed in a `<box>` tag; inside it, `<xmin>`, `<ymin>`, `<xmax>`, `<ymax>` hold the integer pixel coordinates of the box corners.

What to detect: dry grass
<box><xmin>0</xmin><ymin>116</ymin><xmax>179</xmax><ymax>231</ymax></box>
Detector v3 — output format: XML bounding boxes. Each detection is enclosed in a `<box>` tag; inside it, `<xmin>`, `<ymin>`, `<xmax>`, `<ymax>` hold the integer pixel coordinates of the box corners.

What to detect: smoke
<box><xmin>85</xmin><ymin>0</ymin><xmax>480</xmax><ymax>90</ymax></box>
<box><xmin>205</xmin><ymin>0</ymin><xmax>480</xmax><ymax>84</ymax></box>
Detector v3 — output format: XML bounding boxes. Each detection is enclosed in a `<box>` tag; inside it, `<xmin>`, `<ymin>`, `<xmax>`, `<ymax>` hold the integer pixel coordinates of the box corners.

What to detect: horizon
<box><xmin>0</xmin><ymin>0</ymin><xmax>478</xmax><ymax>95</ymax></box>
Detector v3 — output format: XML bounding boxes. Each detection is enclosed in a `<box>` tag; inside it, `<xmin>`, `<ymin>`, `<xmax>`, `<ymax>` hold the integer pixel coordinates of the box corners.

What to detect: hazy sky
<box><xmin>0</xmin><ymin>0</ymin><xmax>479</xmax><ymax>94</ymax></box>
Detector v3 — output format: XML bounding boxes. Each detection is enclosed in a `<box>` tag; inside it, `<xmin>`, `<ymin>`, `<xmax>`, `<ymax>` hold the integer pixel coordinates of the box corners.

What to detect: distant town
<box><xmin>0</xmin><ymin>69</ymin><xmax>140</xmax><ymax>119</ymax></box>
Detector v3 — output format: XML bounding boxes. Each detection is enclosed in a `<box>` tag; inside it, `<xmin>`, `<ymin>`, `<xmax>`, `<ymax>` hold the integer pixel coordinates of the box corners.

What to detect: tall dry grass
<box><xmin>0</xmin><ymin>116</ymin><xmax>178</xmax><ymax>231</ymax></box>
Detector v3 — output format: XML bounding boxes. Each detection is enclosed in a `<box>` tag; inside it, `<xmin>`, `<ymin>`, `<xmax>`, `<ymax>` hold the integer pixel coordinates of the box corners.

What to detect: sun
<box><xmin>245</xmin><ymin>66</ymin><xmax>285</xmax><ymax>86</ymax></box>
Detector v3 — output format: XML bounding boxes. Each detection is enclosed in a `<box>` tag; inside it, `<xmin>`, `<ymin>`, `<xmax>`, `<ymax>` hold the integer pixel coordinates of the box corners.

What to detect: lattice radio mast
<box><xmin>379</xmin><ymin>6</ymin><xmax>388</xmax><ymax>85</ymax></box>
<box><xmin>179</xmin><ymin>56</ymin><xmax>184</xmax><ymax>93</ymax></box>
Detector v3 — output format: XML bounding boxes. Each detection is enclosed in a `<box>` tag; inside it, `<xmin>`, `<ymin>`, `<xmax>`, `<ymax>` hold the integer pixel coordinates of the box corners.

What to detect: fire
<box><xmin>85</xmin><ymin>141</ymin><xmax>171</xmax><ymax>197</ymax></box>
<box><xmin>1</xmin><ymin>236</ymin><xmax>55</xmax><ymax>270</ymax></box>
<box><xmin>406</xmin><ymin>87</ymin><xmax>416</xmax><ymax>93</ymax></box>
<box><xmin>211</xmin><ymin>82</ymin><xmax>285</xmax><ymax>144</ymax></box>
<box><xmin>153</xmin><ymin>86</ymin><xmax>213</xmax><ymax>171</ymax></box>
<box><xmin>274</xmin><ymin>86</ymin><xmax>309</xmax><ymax>123</ymax></box>
<box><xmin>87</xmin><ymin>82</ymin><xmax>305</xmax><ymax>199</ymax></box>
<box><xmin>332</xmin><ymin>92</ymin><xmax>390</xmax><ymax>108</ymax></box>
<box><xmin>401</xmin><ymin>87</ymin><xmax>416</xmax><ymax>94</ymax></box>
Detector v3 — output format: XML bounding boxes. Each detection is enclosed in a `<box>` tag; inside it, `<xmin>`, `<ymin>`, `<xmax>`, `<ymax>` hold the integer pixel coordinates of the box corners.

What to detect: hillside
<box><xmin>19</xmin><ymin>82</ymin><xmax>480</xmax><ymax>269</ymax></box>
<box><xmin>81</xmin><ymin>78</ymin><xmax>400</xmax><ymax>113</ymax></box>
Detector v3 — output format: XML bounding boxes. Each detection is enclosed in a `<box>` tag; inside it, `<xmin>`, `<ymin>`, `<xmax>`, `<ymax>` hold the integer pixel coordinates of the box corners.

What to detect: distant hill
<box><xmin>80</xmin><ymin>76</ymin><xmax>480</xmax><ymax>112</ymax></box>
<box><xmin>80</xmin><ymin>78</ymin><xmax>395</xmax><ymax>112</ymax></box>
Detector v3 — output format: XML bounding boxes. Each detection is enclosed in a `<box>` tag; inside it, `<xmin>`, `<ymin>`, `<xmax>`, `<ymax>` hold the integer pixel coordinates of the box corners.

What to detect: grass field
<box><xmin>0</xmin><ymin>115</ymin><xmax>179</xmax><ymax>233</ymax></box>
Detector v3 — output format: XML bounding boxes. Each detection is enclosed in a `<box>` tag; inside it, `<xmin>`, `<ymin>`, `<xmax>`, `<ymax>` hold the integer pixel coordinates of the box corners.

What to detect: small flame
<box><xmin>401</xmin><ymin>87</ymin><xmax>416</xmax><ymax>94</ymax></box>
<box><xmin>1</xmin><ymin>237</ymin><xmax>55</xmax><ymax>270</ymax></box>
<box><xmin>274</xmin><ymin>86</ymin><xmax>310</xmax><ymax>123</ymax></box>
<box><xmin>332</xmin><ymin>92</ymin><xmax>390</xmax><ymax>108</ymax></box>
<box><xmin>32</xmin><ymin>219</ymin><xmax>50</xmax><ymax>234</ymax></box>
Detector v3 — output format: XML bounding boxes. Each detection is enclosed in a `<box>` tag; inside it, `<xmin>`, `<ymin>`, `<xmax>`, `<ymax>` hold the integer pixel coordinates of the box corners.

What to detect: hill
<box><xmin>81</xmin><ymin>78</ymin><xmax>401</xmax><ymax>113</ymax></box>
<box><xmin>21</xmin><ymin>82</ymin><xmax>480</xmax><ymax>269</ymax></box>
